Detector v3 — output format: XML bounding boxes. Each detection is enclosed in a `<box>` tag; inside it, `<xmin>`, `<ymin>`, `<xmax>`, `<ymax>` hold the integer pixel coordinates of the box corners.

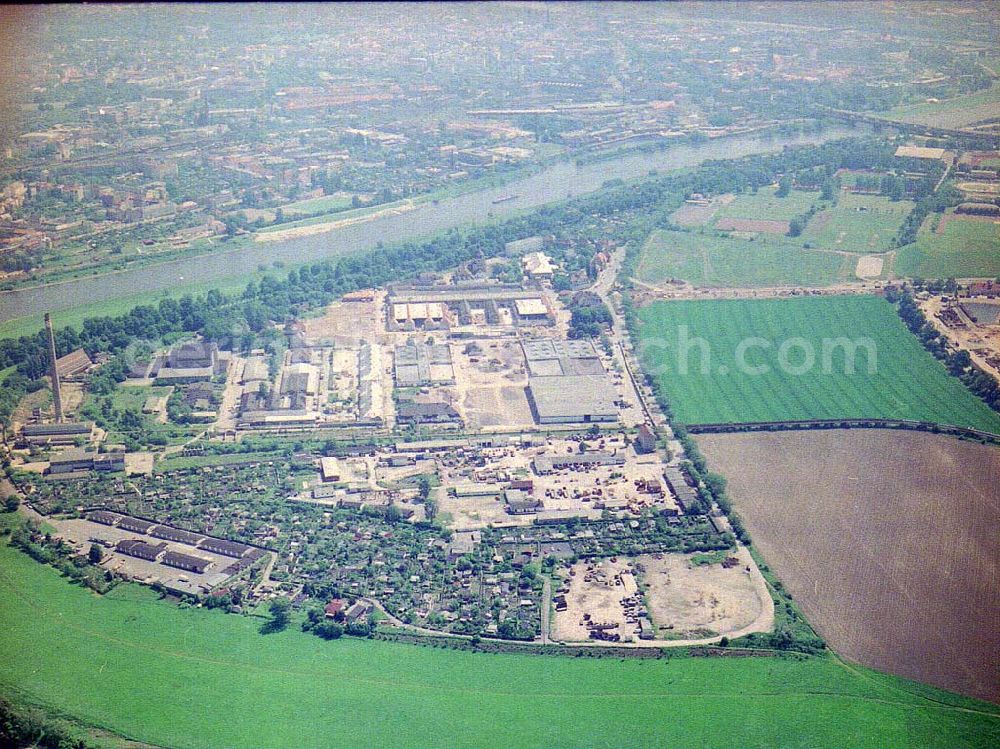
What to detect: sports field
<box><xmin>637</xmin><ymin>229</ymin><xmax>856</xmax><ymax>287</ymax></box>
<box><xmin>0</xmin><ymin>542</ymin><xmax>997</xmax><ymax>749</ymax></box>
<box><xmin>896</xmin><ymin>212</ymin><xmax>1000</xmax><ymax>279</ymax></box>
<box><xmin>803</xmin><ymin>193</ymin><xmax>912</xmax><ymax>254</ymax></box>
<box><xmin>640</xmin><ymin>191</ymin><xmax>907</xmax><ymax>288</ymax></box>
<box><xmin>636</xmin><ymin>295</ymin><xmax>1000</xmax><ymax>430</ymax></box>
<box><xmin>714</xmin><ymin>185</ymin><xmax>821</xmax><ymax>222</ymax></box>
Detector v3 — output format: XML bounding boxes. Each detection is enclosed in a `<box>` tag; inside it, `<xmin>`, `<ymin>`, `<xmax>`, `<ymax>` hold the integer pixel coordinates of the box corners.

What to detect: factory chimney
<box><xmin>45</xmin><ymin>313</ymin><xmax>63</xmax><ymax>423</ymax></box>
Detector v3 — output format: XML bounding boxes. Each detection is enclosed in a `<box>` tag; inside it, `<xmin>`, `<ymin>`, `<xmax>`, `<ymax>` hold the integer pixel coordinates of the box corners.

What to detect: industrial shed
<box><xmin>526</xmin><ymin>375</ymin><xmax>618</xmax><ymax>424</ymax></box>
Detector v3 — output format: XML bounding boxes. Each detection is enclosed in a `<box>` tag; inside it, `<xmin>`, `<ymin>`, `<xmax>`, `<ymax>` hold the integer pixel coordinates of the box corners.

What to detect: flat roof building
<box><xmin>320</xmin><ymin>457</ymin><xmax>342</xmax><ymax>482</ymax></box>
<box><xmin>22</xmin><ymin>421</ymin><xmax>94</xmax><ymax>446</ymax></box>
<box><xmin>526</xmin><ymin>375</ymin><xmax>618</xmax><ymax>424</ymax></box>
<box><xmin>522</xmin><ymin>339</ymin><xmax>604</xmax><ymax>377</ymax></box>
<box><xmin>393</xmin><ymin>342</ymin><xmax>453</xmax><ymax>387</ymax></box>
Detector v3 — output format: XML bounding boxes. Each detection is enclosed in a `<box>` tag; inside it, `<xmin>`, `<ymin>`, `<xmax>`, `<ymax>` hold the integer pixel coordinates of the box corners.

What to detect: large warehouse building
<box><xmin>526</xmin><ymin>374</ymin><xmax>618</xmax><ymax>424</ymax></box>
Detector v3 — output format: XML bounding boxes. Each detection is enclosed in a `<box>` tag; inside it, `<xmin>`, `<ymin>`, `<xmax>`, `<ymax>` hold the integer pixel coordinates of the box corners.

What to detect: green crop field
<box><xmin>637</xmin><ymin>295</ymin><xmax>1000</xmax><ymax>430</ymax></box>
<box><xmin>803</xmin><ymin>193</ymin><xmax>913</xmax><ymax>253</ymax></box>
<box><xmin>0</xmin><ymin>543</ymin><xmax>997</xmax><ymax>749</ymax></box>
<box><xmin>637</xmin><ymin>229</ymin><xmax>856</xmax><ymax>287</ymax></box>
<box><xmin>714</xmin><ymin>185</ymin><xmax>821</xmax><ymax>222</ymax></box>
<box><xmin>896</xmin><ymin>213</ymin><xmax>1000</xmax><ymax>279</ymax></box>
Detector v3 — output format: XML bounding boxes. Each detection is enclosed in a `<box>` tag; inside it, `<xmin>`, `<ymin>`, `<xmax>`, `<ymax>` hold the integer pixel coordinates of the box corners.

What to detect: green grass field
<box><xmin>896</xmin><ymin>213</ymin><xmax>1000</xmax><ymax>279</ymax></box>
<box><xmin>803</xmin><ymin>193</ymin><xmax>913</xmax><ymax>254</ymax></box>
<box><xmin>881</xmin><ymin>83</ymin><xmax>1000</xmax><ymax>129</ymax></box>
<box><xmin>0</xmin><ymin>542</ymin><xmax>997</xmax><ymax>749</ymax></box>
<box><xmin>637</xmin><ymin>229</ymin><xmax>856</xmax><ymax>287</ymax></box>
<box><xmin>714</xmin><ymin>186</ymin><xmax>821</xmax><ymax>222</ymax></box>
<box><xmin>639</xmin><ymin>191</ymin><xmax>908</xmax><ymax>289</ymax></box>
<box><xmin>281</xmin><ymin>192</ymin><xmax>356</xmax><ymax>216</ymax></box>
<box><xmin>637</xmin><ymin>295</ymin><xmax>1000</xmax><ymax>430</ymax></box>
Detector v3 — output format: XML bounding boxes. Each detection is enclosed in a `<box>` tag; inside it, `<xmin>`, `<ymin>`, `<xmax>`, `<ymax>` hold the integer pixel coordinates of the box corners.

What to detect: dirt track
<box><xmin>699</xmin><ymin>429</ymin><xmax>1000</xmax><ymax>704</ymax></box>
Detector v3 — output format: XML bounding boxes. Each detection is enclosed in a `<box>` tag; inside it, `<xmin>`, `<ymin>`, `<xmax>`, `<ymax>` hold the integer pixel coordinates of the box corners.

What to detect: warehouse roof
<box><xmin>514</xmin><ymin>298</ymin><xmax>548</xmax><ymax>317</ymax></box>
<box><xmin>527</xmin><ymin>375</ymin><xmax>617</xmax><ymax>421</ymax></box>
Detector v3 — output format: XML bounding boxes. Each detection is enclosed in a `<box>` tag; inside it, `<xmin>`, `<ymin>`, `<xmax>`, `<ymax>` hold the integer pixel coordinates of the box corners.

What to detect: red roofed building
<box><xmin>969</xmin><ymin>280</ymin><xmax>999</xmax><ymax>298</ymax></box>
<box><xmin>324</xmin><ymin>599</ymin><xmax>346</xmax><ymax>619</ymax></box>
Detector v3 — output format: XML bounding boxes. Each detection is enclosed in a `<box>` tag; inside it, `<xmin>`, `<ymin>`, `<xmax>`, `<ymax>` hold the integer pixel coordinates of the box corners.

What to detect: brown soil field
<box><xmin>715</xmin><ymin>217</ymin><xmax>790</xmax><ymax>234</ymax></box>
<box><xmin>698</xmin><ymin>429</ymin><xmax>1000</xmax><ymax>704</ymax></box>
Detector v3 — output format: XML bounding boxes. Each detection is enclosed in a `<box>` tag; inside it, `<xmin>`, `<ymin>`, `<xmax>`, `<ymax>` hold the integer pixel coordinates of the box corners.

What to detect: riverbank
<box><xmin>0</xmin><ymin>126</ymin><xmax>861</xmax><ymax>327</ymax></box>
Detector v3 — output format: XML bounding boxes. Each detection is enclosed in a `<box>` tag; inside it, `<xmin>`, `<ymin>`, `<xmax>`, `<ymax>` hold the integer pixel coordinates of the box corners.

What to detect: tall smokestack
<box><xmin>45</xmin><ymin>313</ymin><xmax>63</xmax><ymax>423</ymax></box>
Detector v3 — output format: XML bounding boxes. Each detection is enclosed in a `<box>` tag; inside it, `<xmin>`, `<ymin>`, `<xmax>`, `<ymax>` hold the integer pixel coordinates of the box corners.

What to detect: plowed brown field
<box><xmin>698</xmin><ymin>429</ymin><xmax>1000</xmax><ymax>703</ymax></box>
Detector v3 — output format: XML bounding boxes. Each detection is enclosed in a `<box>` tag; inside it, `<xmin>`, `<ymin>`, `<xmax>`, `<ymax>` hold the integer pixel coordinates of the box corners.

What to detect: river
<box><xmin>0</xmin><ymin>127</ymin><xmax>860</xmax><ymax>322</ymax></box>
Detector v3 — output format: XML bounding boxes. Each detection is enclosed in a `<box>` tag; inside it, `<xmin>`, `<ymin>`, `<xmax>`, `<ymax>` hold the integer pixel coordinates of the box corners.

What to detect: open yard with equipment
<box><xmin>636</xmin><ymin>295</ymin><xmax>1000</xmax><ymax>430</ymax></box>
<box><xmin>896</xmin><ymin>212</ymin><xmax>1000</xmax><ymax>279</ymax></box>
<box><xmin>0</xmin><ymin>539</ymin><xmax>998</xmax><ymax>748</ymax></box>
<box><xmin>698</xmin><ymin>429</ymin><xmax>1000</xmax><ymax>704</ymax></box>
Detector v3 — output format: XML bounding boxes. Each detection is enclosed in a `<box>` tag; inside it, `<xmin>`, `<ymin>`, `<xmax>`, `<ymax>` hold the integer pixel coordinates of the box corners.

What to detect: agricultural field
<box><xmin>896</xmin><ymin>212</ymin><xmax>1000</xmax><ymax>279</ymax></box>
<box><xmin>698</xmin><ymin>429</ymin><xmax>1000</xmax><ymax>704</ymax></box>
<box><xmin>636</xmin><ymin>295</ymin><xmax>1000</xmax><ymax>431</ymax></box>
<box><xmin>881</xmin><ymin>83</ymin><xmax>1000</xmax><ymax>129</ymax></box>
<box><xmin>1</xmin><ymin>540</ymin><xmax>998</xmax><ymax>748</ymax></box>
<box><xmin>637</xmin><ymin>229</ymin><xmax>856</xmax><ymax>288</ymax></box>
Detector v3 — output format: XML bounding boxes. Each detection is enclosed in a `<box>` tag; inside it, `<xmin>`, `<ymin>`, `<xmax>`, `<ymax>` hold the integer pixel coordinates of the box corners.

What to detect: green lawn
<box><xmin>0</xmin><ymin>542</ymin><xmax>997</xmax><ymax>749</ymax></box>
<box><xmin>804</xmin><ymin>193</ymin><xmax>913</xmax><ymax>254</ymax></box>
<box><xmin>637</xmin><ymin>229</ymin><xmax>856</xmax><ymax>287</ymax></box>
<box><xmin>637</xmin><ymin>296</ymin><xmax>1000</xmax><ymax>430</ymax></box>
<box><xmin>896</xmin><ymin>213</ymin><xmax>1000</xmax><ymax>279</ymax></box>
<box><xmin>714</xmin><ymin>186</ymin><xmax>822</xmax><ymax>222</ymax></box>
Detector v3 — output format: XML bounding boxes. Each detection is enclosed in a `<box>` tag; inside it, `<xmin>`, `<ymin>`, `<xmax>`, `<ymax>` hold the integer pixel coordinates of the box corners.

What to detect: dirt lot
<box><xmin>451</xmin><ymin>339</ymin><xmax>534</xmax><ymax>429</ymax></box>
<box><xmin>921</xmin><ymin>296</ymin><xmax>1000</xmax><ymax>381</ymax></box>
<box><xmin>302</xmin><ymin>294</ymin><xmax>382</xmax><ymax>343</ymax></box>
<box><xmin>698</xmin><ymin>429</ymin><xmax>1000</xmax><ymax>703</ymax></box>
<box><xmin>639</xmin><ymin>552</ymin><xmax>765</xmax><ymax>639</ymax></box>
<box><xmin>715</xmin><ymin>217</ymin><xmax>790</xmax><ymax>234</ymax></box>
<box><xmin>854</xmin><ymin>255</ymin><xmax>884</xmax><ymax>279</ymax></box>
